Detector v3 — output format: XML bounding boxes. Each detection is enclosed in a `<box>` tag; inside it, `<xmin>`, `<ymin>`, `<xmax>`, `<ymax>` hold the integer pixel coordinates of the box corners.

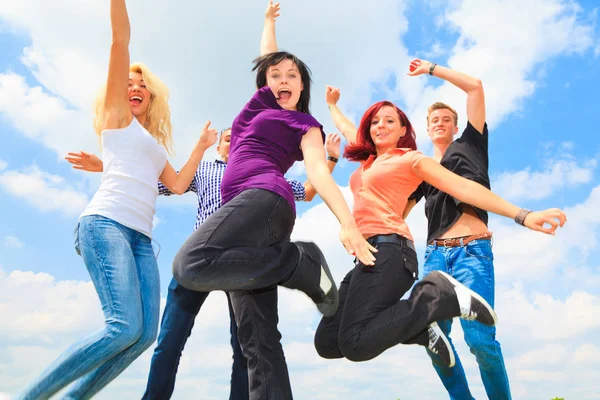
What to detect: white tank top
<box><xmin>81</xmin><ymin>117</ymin><xmax>167</xmax><ymax>238</ymax></box>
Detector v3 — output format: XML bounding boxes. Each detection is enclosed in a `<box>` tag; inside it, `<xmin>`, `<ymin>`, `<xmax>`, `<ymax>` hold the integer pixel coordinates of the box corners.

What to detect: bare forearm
<box><xmin>306</xmin><ymin>163</ymin><xmax>354</xmax><ymax>226</ymax></box>
<box><xmin>171</xmin><ymin>150</ymin><xmax>205</xmax><ymax>195</ymax></box>
<box><xmin>260</xmin><ymin>19</ymin><xmax>277</xmax><ymax>55</ymax></box>
<box><xmin>303</xmin><ymin>159</ymin><xmax>336</xmax><ymax>201</ymax></box>
<box><xmin>328</xmin><ymin>105</ymin><xmax>357</xmax><ymax>143</ymax></box>
<box><xmin>431</xmin><ymin>64</ymin><xmax>482</xmax><ymax>94</ymax></box>
<box><xmin>110</xmin><ymin>0</ymin><xmax>130</xmax><ymax>43</ymax></box>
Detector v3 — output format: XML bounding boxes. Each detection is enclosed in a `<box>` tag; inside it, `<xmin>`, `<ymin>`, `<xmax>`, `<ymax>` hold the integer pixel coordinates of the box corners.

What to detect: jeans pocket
<box><xmin>464</xmin><ymin>240</ymin><xmax>494</xmax><ymax>261</ymax></box>
<box><xmin>402</xmin><ymin>246</ymin><xmax>419</xmax><ymax>280</ymax></box>
<box><xmin>267</xmin><ymin>197</ymin><xmax>294</xmax><ymax>243</ymax></box>
<box><xmin>74</xmin><ymin>222</ymin><xmax>81</xmax><ymax>256</ymax></box>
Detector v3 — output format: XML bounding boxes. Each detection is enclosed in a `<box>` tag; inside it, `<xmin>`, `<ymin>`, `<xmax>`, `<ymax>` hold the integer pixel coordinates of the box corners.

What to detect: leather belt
<box><xmin>431</xmin><ymin>232</ymin><xmax>493</xmax><ymax>248</ymax></box>
<box><xmin>367</xmin><ymin>233</ymin><xmax>415</xmax><ymax>252</ymax></box>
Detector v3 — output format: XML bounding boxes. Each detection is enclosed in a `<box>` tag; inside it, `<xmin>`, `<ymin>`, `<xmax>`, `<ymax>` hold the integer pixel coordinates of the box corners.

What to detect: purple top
<box><xmin>221</xmin><ymin>86</ymin><xmax>324</xmax><ymax>213</ymax></box>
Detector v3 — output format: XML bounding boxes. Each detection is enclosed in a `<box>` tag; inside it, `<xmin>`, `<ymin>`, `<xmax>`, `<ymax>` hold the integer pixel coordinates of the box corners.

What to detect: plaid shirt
<box><xmin>158</xmin><ymin>160</ymin><xmax>306</xmax><ymax>231</ymax></box>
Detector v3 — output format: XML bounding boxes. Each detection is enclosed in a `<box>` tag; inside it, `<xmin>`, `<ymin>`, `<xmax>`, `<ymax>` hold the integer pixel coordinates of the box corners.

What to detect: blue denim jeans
<box><xmin>142</xmin><ymin>278</ymin><xmax>248</xmax><ymax>399</ymax></box>
<box><xmin>423</xmin><ymin>239</ymin><xmax>511</xmax><ymax>400</ymax></box>
<box><xmin>15</xmin><ymin>215</ymin><xmax>160</xmax><ymax>400</ymax></box>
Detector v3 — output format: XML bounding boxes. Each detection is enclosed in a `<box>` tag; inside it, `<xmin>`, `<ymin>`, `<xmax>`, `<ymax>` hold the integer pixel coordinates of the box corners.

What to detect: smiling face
<box><xmin>427</xmin><ymin>107</ymin><xmax>459</xmax><ymax>145</ymax></box>
<box><xmin>265</xmin><ymin>58</ymin><xmax>304</xmax><ymax>111</ymax></box>
<box><xmin>128</xmin><ymin>71</ymin><xmax>151</xmax><ymax>118</ymax></box>
<box><xmin>369</xmin><ymin>105</ymin><xmax>407</xmax><ymax>155</ymax></box>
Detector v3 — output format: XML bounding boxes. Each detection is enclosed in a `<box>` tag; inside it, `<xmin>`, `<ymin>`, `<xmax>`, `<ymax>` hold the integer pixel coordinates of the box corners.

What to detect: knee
<box><xmin>136</xmin><ymin>326</ymin><xmax>159</xmax><ymax>352</ymax></box>
<box><xmin>314</xmin><ymin>329</ymin><xmax>343</xmax><ymax>360</ymax></box>
<box><xmin>338</xmin><ymin>340</ymin><xmax>371</xmax><ymax>362</ymax></box>
<box><xmin>465</xmin><ymin>333</ymin><xmax>502</xmax><ymax>363</ymax></box>
<box><xmin>107</xmin><ymin>320</ymin><xmax>143</xmax><ymax>350</ymax></box>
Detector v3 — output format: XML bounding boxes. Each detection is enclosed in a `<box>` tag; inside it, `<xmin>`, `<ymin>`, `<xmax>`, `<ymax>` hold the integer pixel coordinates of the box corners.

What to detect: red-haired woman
<box><xmin>313</xmin><ymin>87</ymin><xmax>567</xmax><ymax>367</ymax></box>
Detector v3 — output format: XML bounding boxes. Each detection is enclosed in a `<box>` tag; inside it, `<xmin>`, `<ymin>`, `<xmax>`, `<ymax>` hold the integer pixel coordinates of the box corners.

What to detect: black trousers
<box><xmin>173</xmin><ymin>189</ymin><xmax>311</xmax><ymax>400</ymax></box>
<box><xmin>314</xmin><ymin>236</ymin><xmax>460</xmax><ymax>362</ymax></box>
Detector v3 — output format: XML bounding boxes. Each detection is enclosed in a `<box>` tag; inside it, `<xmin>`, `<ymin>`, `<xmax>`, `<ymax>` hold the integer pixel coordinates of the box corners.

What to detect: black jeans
<box><xmin>314</xmin><ymin>235</ymin><xmax>460</xmax><ymax>362</ymax></box>
<box><xmin>173</xmin><ymin>189</ymin><xmax>303</xmax><ymax>400</ymax></box>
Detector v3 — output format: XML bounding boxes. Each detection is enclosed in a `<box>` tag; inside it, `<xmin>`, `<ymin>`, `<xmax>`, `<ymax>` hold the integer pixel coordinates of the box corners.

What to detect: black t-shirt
<box><xmin>410</xmin><ymin>121</ymin><xmax>490</xmax><ymax>244</ymax></box>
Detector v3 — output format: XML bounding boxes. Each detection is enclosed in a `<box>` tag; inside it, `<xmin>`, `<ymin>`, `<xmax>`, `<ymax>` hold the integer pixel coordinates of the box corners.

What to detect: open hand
<box><xmin>325</xmin><ymin>133</ymin><xmax>341</xmax><ymax>159</ymax></box>
<box><xmin>65</xmin><ymin>151</ymin><xmax>103</xmax><ymax>172</ymax></box>
<box><xmin>339</xmin><ymin>222</ymin><xmax>377</xmax><ymax>266</ymax></box>
<box><xmin>407</xmin><ymin>58</ymin><xmax>433</xmax><ymax>76</ymax></box>
<box><xmin>198</xmin><ymin>121</ymin><xmax>219</xmax><ymax>150</ymax></box>
<box><xmin>524</xmin><ymin>208</ymin><xmax>567</xmax><ymax>235</ymax></box>
<box><xmin>265</xmin><ymin>0</ymin><xmax>280</xmax><ymax>21</ymax></box>
<box><xmin>325</xmin><ymin>85</ymin><xmax>340</xmax><ymax>106</ymax></box>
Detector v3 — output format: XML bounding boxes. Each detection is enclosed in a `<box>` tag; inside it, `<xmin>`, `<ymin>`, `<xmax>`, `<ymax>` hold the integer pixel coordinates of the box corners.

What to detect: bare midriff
<box><xmin>439</xmin><ymin>204</ymin><xmax>489</xmax><ymax>239</ymax></box>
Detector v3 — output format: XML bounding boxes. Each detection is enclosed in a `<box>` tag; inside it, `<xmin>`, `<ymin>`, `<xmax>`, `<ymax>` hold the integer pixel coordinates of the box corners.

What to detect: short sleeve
<box><xmin>460</xmin><ymin>121</ymin><xmax>488</xmax><ymax>151</ymax></box>
<box><xmin>287</xmin><ymin>179</ymin><xmax>306</xmax><ymax>201</ymax></box>
<box><xmin>408</xmin><ymin>150</ymin><xmax>427</xmax><ymax>170</ymax></box>
<box><xmin>286</xmin><ymin>111</ymin><xmax>325</xmax><ymax>143</ymax></box>
<box><xmin>409</xmin><ymin>183</ymin><xmax>424</xmax><ymax>203</ymax></box>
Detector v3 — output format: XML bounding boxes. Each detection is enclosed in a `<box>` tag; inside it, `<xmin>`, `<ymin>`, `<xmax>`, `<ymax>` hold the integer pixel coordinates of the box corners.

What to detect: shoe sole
<box><xmin>436</xmin><ymin>271</ymin><xmax>498</xmax><ymax>326</ymax></box>
<box><xmin>311</xmin><ymin>245</ymin><xmax>339</xmax><ymax>318</ymax></box>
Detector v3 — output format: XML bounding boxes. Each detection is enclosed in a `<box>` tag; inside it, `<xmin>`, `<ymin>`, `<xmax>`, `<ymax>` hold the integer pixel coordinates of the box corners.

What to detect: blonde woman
<box><xmin>15</xmin><ymin>1</ymin><xmax>215</xmax><ymax>399</ymax></box>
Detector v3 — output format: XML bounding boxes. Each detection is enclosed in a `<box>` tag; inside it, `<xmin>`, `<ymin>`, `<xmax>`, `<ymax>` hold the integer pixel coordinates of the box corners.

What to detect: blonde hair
<box><xmin>427</xmin><ymin>102</ymin><xmax>458</xmax><ymax>126</ymax></box>
<box><xmin>93</xmin><ymin>62</ymin><xmax>173</xmax><ymax>154</ymax></box>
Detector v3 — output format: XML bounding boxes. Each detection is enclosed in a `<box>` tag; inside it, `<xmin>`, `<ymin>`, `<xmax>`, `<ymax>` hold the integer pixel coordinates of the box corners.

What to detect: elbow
<box><xmin>305</xmin><ymin>193</ymin><xmax>316</xmax><ymax>202</ymax></box>
<box><xmin>171</xmin><ymin>186</ymin><xmax>185</xmax><ymax>196</ymax></box>
<box><xmin>470</xmin><ymin>78</ymin><xmax>483</xmax><ymax>92</ymax></box>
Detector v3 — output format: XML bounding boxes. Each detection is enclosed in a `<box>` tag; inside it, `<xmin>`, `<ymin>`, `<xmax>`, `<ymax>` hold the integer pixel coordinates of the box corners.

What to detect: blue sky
<box><xmin>1</xmin><ymin>0</ymin><xmax>599</xmax><ymax>399</ymax></box>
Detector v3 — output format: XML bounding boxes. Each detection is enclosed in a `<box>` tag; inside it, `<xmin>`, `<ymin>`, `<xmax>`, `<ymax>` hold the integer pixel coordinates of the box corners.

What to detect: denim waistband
<box><xmin>367</xmin><ymin>233</ymin><xmax>415</xmax><ymax>252</ymax></box>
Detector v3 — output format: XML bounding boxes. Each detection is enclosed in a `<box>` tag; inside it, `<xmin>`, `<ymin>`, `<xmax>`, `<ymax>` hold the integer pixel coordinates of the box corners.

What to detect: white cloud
<box><xmin>0</xmin><ymin>160</ymin><xmax>6</xmax><ymax>171</ymax></box>
<box><xmin>3</xmin><ymin>236</ymin><xmax>24</xmax><ymax>249</ymax></box>
<box><xmin>0</xmin><ymin>164</ymin><xmax>89</xmax><ymax>217</ymax></box>
<box><xmin>492</xmin><ymin>156</ymin><xmax>596</xmax><ymax>202</ymax></box>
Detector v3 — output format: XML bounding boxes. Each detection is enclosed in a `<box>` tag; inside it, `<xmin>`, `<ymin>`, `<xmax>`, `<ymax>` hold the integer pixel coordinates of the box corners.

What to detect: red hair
<box><xmin>344</xmin><ymin>101</ymin><xmax>417</xmax><ymax>162</ymax></box>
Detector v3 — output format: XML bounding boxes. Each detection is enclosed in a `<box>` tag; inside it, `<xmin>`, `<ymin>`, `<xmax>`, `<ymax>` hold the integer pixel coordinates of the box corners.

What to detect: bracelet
<box><xmin>429</xmin><ymin>63</ymin><xmax>437</xmax><ymax>75</ymax></box>
<box><xmin>327</xmin><ymin>156</ymin><xmax>339</xmax><ymax>163</ymax></box>
<box><xmin>514</xmin><ymin>208</ymin><xmax>532</xmax><ymax>226</ymax></box>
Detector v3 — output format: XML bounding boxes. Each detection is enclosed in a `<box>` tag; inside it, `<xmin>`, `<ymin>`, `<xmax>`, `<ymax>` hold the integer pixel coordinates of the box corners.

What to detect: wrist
<box><xmin>327</xmin><ymin>155</ymin><xmax>339</xmax><ymax>163</ymax></box>
<box><xmin>428</xmin><ymin>62</ymin><xmax>437</xmax><ymax>76</ymax></box>
<box><xmin>514</xmin><ymin>208</ymin><xmax>532</xmax><ymax>226</ymax></box>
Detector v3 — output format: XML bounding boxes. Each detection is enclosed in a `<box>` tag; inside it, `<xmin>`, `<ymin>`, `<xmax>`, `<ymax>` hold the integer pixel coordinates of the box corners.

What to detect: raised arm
<box><xmin>325</xmin><ymin>86</ymin><xmax>358</xmax><ymax>144</ymax></box>
<box><xmin>260</xmin><ymin>1</ymin><xmax>280</xmax><ymax>56</ymax></box>
<box><xmin>304</xmin><ymin>133</ymin><xmax>341</xmax><ymax>201</ymax></box>
<box><xmin>104</xmin><ymin>0</ymin><xmax>133</xmax><ymax>130</ymax></box>
<box><xmin>413</xmin><ymin>158</ymin><xmax>567</xmax><ymax>234</ymax></box>
<box><xmin>408</xmin><ymin>59</ymin><xmax>485</xmax><ymax>133</ymax></box>
<box><xmin>301</xmin><ymin>128</ymin><xmax>376</xmax><ymax>265</ymax></box>
<box><xmin>159</xmin><ymin>121</ymin><xmax>218</xmax><ymax>195</ymax></box>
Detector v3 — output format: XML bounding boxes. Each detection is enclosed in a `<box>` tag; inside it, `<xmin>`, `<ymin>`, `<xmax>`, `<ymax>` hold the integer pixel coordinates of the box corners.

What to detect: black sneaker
<box><xmin>295</xmin><ymin>242</ymin><xmax>339</xmax><ymax>317</ymax></box>
<box><xmin>436</xmin><ymin>271</ymin><xmax>498</xmax><ymax>326</ymax></box>
<box><xmin>428</xmin><ymin>322</ymin><xmax>455</xmax><ymax>368</ymax></box>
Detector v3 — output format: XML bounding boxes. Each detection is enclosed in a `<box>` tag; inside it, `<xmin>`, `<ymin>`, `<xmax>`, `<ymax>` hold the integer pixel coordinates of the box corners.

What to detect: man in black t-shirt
<box><xmin>407</xmin><ymin>59</ymin><xmax>512</xmax><ymax>400</ymax></box>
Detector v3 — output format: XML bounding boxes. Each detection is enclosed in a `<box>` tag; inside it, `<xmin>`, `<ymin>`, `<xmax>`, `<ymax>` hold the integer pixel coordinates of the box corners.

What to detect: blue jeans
<box><xmin>142</xmin><ymin>278</ymin><xmax>248</xmax><ymax>399</ymax></box>
<box><xmin>423</xmin><ymin>239</ymin><xmax>511</xmax><ymax>400</ymax></box>
<box><xmin>15</xmin><ymin>215</ymin><xmax>160</xmax><ymax>400</ymax></box>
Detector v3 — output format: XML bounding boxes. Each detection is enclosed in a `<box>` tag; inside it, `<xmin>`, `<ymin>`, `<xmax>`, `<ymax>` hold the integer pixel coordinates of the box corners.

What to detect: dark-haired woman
<box><xmin>313</xmin><ymin>87</ymin><xmax>567</xmax><ymax>369</ymax></box>
<box><xmin>171</xmin><ymin>2</ymin><xmax>376</xmax><ymax>398</ymax></box>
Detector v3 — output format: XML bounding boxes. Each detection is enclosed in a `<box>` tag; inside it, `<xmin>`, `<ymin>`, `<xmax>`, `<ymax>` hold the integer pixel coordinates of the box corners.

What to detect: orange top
<box><xmin>350</xmin><ymin>148</ymin><xmax>426</xmax><ymax>242</ymax></box>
